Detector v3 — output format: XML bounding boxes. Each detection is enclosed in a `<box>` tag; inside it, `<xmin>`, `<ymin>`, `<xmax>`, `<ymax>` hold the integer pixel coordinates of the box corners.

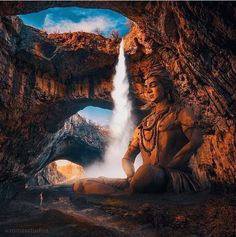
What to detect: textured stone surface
<box><xmin>27</xmin><ymin>114</ymin><xmax>108</xmax><ymax>186</ymax></box>
<box><xmin>0</xmin><ymin>1</ymin><xmax>235</xmax><ymax>203</ymax></box>
<box><xmin>122</xmin><ymin>2</ymin><xmax>236</xmax><ymax>190</ymax></box>
<box><xmin>0</xmin><ymin>15</ymin><xmax>117</xmax><ymax>203</ymax></box>
<box><xmin>27</xmin><ymin>162</ymin><xmax>66</xmax><ymax>186</ymax></box>
<box><xmin>1</xmin><ymin>187</ymin><xmax>235</xmax><ymax>237</ymax></box>
<box><xmin>44</xmin><ymin>114</ymin><xmax>109</xmax><ymax>168</ymax></box>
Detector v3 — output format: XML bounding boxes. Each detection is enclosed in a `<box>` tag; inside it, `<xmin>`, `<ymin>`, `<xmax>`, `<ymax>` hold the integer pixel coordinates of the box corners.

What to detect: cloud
<box><xmin>43</xmin><ymin>14</ymin><xmax>116</xmax><ymax>34</ymax></box>
<box><xmin>78</xmin><ymin>108</ymin><xmax>112</xmax><ymax>126</ymax></box>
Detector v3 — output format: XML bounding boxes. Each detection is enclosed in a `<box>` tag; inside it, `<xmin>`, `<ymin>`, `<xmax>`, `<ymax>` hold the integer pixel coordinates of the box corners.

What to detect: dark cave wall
<box><xmin>0</xmin><ymin>15</ymin><xmax>117</xmax><ymax>203</ymax></box>
<box><xmin>125</xmin><ymin>23</ymin><xmax>236</xmax><ymax>189</ymax></box>
<box><xmin>0</xmin><ymin>1</ymin><xmax>235</xmax><ymax>203</ymax></box>
<box><xmin>123</xmin><ymin>2</ymin><xmax>236</xmax><ymax>189</ymax></box>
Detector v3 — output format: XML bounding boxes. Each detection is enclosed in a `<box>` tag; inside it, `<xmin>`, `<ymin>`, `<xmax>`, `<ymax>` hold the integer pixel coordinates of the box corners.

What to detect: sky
<box><xmin>78</xmin><ymin>106</ymin><xmax>112</xmax><ymax>127</ymax></box>
<box><xmin>19</xmin><ymin>7</ymin><xmax>130</xmax><ymax>37</ymax></box>
<box><xmin>19</xmin><ymin>7</ymin><xmax>130</xmax><ymax>126</ymax></box>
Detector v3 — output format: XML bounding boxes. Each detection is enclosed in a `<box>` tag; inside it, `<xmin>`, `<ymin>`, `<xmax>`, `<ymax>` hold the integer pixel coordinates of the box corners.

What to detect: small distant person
<box><xmin>40</xmin><ymin>192</ymin><xmax>43</xmax><ymax>209</ymax></box>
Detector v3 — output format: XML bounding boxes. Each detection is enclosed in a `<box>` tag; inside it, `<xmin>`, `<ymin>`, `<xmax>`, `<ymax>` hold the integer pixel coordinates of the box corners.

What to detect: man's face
<box><xmin>144</xmin><ymin>76</ymin><xmax>165</xmax><ymax>103</ymax></box>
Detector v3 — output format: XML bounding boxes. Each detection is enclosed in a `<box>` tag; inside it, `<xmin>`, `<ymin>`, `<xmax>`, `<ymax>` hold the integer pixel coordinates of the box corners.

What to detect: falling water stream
<box><xmin>85</xmin><ymin>39</ymin><xmax>135</xmax><ymax>178</ymax></box>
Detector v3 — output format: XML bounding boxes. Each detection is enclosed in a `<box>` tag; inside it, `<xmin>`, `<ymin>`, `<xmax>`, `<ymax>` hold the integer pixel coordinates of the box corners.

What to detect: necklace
<box><xmin>140</xmin><ymin>107</ymin><xmax>170</xmax><ymax>155</ymax></box>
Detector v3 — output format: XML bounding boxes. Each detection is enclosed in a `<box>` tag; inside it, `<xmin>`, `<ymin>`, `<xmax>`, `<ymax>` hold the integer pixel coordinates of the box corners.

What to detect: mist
<box><xmin>85</xmin><ymin>39</ymin><xmax>141</xmax><ymax>178</ymax></box>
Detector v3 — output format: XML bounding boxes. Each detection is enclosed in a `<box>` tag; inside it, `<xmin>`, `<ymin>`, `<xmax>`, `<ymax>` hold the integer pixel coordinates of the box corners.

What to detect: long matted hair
<box><xmin>140</xmin><ymin>63</ymin><xmax>179</xmax><ymax>110</ymax></box>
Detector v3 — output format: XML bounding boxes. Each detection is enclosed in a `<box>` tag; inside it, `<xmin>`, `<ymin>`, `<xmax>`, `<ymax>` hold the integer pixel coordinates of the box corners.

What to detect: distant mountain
<box><xmin>27</xmin><ymin>162</ymin><xmax>65</xmax><ymax>186</ymax></box>
<box><xmin>28</xmin><ymin>114</ymin><xmax>110</xmax><ymax>186</ymax></box>
<box><xmin>51</xmin><ymin>113</ymin><xmax>110</xmax><ymax>166</ymax></box>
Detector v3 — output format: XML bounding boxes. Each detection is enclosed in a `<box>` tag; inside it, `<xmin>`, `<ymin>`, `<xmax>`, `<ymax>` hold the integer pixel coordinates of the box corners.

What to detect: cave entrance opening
<box><xmin>27</xmin><ymin>159</ymin><xmax>84</xmax><ymax>187</ymax></box>
<box><xmin>27</xmin><ymin>106</ymin><xmax>112</xmax><ymax>187</ymax></box>
<box><xmin>19</xmin><ymin>6</ymin><xmax>131</xmax><ymax>38</ymax></box>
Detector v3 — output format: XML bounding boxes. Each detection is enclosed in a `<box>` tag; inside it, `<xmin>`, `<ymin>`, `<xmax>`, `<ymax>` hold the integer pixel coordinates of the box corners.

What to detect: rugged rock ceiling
<box><xmin>0</xmin><ymin>1</ymin><xmax>235</xmax><ymax>203</ymax></box>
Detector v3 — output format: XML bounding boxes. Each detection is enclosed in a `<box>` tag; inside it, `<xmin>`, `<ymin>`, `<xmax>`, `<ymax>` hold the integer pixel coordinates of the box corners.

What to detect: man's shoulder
<box><xmin>176</xmin><ymin>105</ymin><xmax>198</xmax><ymax>127</ymax></box>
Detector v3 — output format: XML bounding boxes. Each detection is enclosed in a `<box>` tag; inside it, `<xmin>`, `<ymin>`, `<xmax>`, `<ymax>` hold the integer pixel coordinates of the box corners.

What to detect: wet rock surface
<box><xmin>0</xmin><ymin>186</ymin><xmax>235</xmax><ymax>237</ymax></box>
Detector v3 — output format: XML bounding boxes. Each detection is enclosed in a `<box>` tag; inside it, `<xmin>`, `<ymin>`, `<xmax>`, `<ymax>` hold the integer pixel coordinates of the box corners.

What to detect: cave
<box><xmin>25</xmin><ymin>104</ymin><xmax>112</xmax><ymax>186</ymax></box>
<box><xmin>0</xmin><ymin>1</ymin><xmax>235</xmax><ymax>237</ymax></box>
<box><xmin>27</xmin><ymin>159</ymin><xmax>85</xmax><ymax>187</ymax></box>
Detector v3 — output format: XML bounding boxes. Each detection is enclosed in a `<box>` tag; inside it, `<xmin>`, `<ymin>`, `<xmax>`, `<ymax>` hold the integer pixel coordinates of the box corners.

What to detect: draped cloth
<box><xmin>85</xmin><ymin>167</ymin><xmax>201</xmax><ymax>194</ymax></box>
<box><xmin>164</xmin><ymin>167</ymin><xmax>201</xmax><ymax>193</ymax></box>
<box><xmin>73</xmin><ymin>169</ymin><xmax>201</xmax><ymax>194</ymax></box>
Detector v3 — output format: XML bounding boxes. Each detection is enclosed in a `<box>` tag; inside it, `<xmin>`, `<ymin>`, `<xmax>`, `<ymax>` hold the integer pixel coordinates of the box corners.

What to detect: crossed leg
<box><xmin>73</xmin><ymin>165</ymin><xmax>166</xmax><ymax>195</ymax></box>
<box><xmin>130</xmin><ymin>164</ymin><xmax>167</xmax><ymax>193</ymax></box>
<box><xmin>73</xmin><ymin>177</ymin><xmax>129</xmax><ymax>195</ymax></box>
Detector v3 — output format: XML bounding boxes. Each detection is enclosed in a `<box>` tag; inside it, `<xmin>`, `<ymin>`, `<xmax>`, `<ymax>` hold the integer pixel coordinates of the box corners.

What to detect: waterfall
<box><xmin>85</xmin><ymin>39</ymin><xmax>135</xmax><ymax>178</ymax></box>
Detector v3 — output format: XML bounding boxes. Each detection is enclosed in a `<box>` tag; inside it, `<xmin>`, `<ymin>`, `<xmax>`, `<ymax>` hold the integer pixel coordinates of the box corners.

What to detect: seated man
<box><xmin>73</xmin><ymin>64</ymin><xmax>203</xmax><ymax>194</ymax></box>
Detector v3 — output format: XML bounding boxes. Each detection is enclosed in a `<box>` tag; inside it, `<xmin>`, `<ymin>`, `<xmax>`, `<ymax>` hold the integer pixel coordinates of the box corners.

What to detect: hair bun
<box><xmin>145</xmin><ymin>63</ymin><xmax>170</xmax><ymax>80</ymax></box>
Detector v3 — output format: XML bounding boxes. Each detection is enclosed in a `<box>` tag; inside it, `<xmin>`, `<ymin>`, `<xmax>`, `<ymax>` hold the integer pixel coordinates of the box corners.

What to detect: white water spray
<box><xmin>85</xmin><ymin>39</ymin><xmax>135</xmax><ymax>178</ymax></box>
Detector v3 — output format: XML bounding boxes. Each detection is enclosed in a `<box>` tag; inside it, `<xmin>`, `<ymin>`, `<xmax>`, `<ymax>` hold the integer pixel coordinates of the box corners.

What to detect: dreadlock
<box><xmin>139</xmin><ymin>63</ymin><xmax>179</xmax><ymax>111</ymax></box>
<box><xmin>144</xmin><ymin>63</ymin><xmax>179</xmax><ymax>104</ymax></box>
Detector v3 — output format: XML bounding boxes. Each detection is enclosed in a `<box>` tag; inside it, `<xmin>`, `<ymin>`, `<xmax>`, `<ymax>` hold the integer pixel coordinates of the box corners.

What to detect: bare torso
<box><xmin>138</xmin><ymin>106</ymin><xmax>189</xmax><ymax>168</ymax></box>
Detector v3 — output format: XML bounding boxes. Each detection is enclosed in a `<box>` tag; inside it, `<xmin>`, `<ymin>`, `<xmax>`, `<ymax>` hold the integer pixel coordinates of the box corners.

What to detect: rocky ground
<box><xmin>0</xmin><ymin>186</ymin><xmax>235</xmax><ymax>237</ymax></box>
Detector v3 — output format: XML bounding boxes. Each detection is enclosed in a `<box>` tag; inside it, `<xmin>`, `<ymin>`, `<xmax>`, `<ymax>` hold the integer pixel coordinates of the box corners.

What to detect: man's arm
<box><xmin>122</xmin><ymin>127</ymin><xmax>140</xmax><ymax>179</ymax></box>
<box><xmin>167</xmin><ymin>107</ymin><xmax>203</xmax><ymax>169</ymax></box>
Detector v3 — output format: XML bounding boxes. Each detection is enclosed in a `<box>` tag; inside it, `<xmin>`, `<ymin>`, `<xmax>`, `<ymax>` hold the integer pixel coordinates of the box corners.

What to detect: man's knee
<box><xmin>130</xmin><ymin>165</ymin><xmax>166</xmax><ymax>193</ymax></box>
<box><xmin>130</xmin><ymin>165</ymin><xmax>154</xmax><ymax>192</ymax></box>
<box><xmin>73</xmin><ymin>180</ymin><xmax>84</xmax><ymax>192</ymax></box>
<box><xmin>134</xmin><ymin>164</ymin><xmax>152</xmax><ymax>177</ymax></box>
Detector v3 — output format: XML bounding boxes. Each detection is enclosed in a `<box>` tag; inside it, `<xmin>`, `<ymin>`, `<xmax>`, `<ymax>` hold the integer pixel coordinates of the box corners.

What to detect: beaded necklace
<box><xmin>140</xmin><ymin>107</ymin><xmax>170</xmax><ymax>156</ymax></box>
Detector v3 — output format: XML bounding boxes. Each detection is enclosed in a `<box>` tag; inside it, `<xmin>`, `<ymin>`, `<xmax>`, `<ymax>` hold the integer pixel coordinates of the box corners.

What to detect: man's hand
<box><xmin>127</xmin><ymin>176</ymin><xmax>133</xmax><ymax>183</ymax></box>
